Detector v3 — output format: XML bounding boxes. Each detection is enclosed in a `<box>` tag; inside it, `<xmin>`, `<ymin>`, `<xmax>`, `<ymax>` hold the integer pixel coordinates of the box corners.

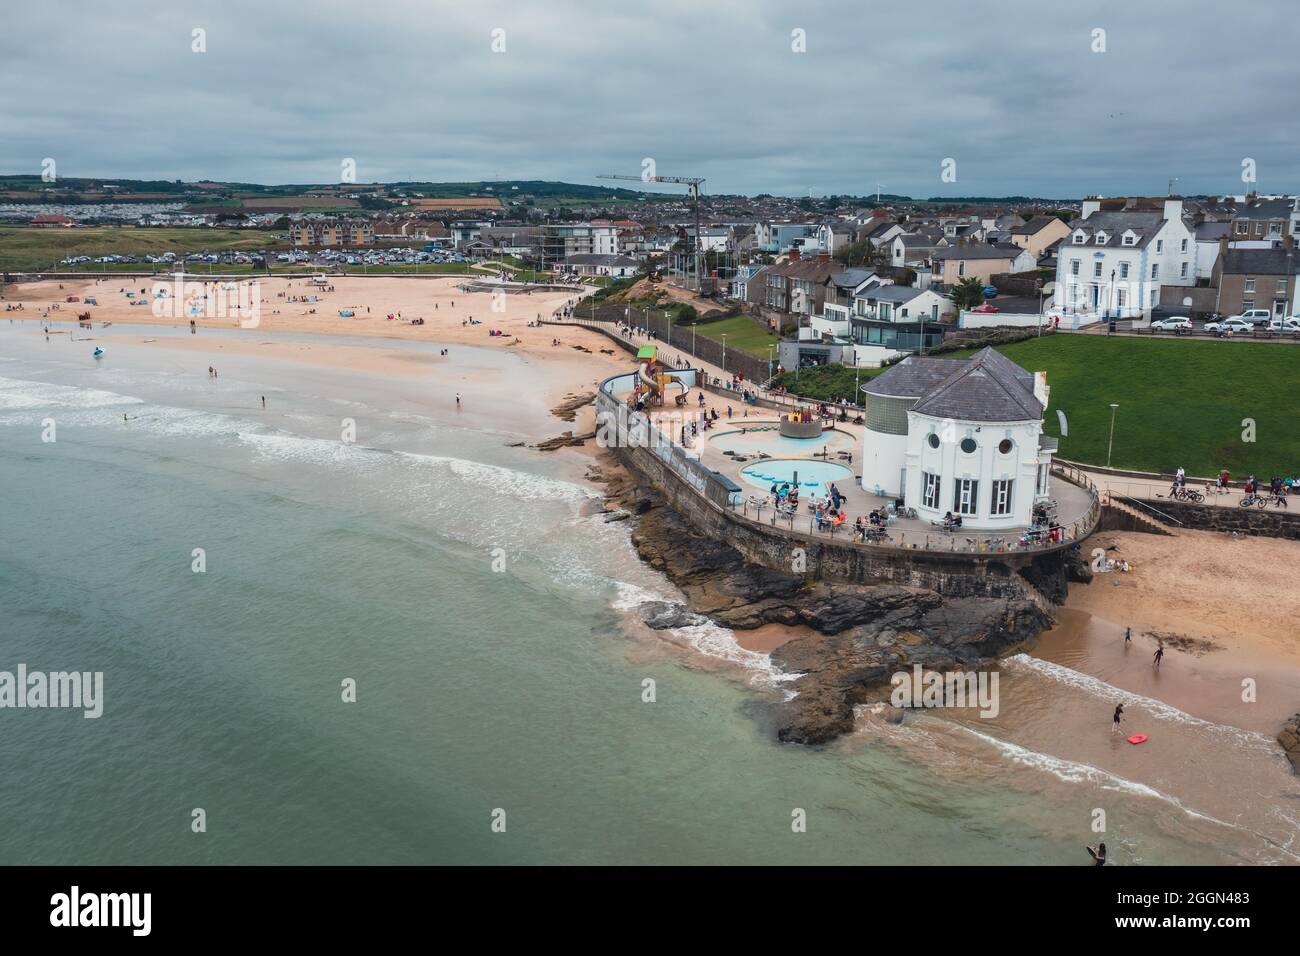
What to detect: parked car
<box><xmin>1205</xmin><ymin>317</ymin><xmax>1253</xmax><ymax>335</ymax></box>
<box><xmin>1266</xmin><ymin>317</ymin><xmax>1300</xmax><ymax>332</ymax></box>
<box><xmin>970</xmin><ymin>304</ymin><xmax>999</xmax><ymax>313</ymax></box>
<box><xmin>1229</xmin><ymin>308</ymin><xmax>1272</xmax><ymax>326</ymax></box>
<box><xmin>1151</xmin><ymin>316</ymin><xmax>1192</xmax><ymax>331</ymax></box>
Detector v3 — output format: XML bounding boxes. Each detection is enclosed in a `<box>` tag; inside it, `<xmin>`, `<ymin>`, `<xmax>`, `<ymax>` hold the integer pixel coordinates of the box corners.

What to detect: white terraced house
<box><xmin>1053</xmin><ymin>198</ymin><xmax>1196</xmax><ymax>320</ymax></box>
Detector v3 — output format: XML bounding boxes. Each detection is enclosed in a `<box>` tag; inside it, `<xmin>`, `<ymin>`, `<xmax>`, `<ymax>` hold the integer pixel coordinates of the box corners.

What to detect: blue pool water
<box><xmin>739</xmin><ymin>458</ymin><xmax>853</xmax><ymax>491</ymax></box>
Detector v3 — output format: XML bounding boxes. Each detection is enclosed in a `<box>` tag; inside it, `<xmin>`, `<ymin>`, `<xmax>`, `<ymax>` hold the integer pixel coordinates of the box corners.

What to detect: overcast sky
<box><xmin>3</xmin><ymin>0</ymin><xmax>1297</xmax><ymax>199</ymax></box>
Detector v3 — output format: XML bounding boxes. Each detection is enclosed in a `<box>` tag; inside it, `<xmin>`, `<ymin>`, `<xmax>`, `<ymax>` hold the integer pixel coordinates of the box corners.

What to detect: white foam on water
<box><xmin>955</xmin><ymin>723</ymin><xmax>1243</xmax><ymax>826</ymax></box>
<box><xmin>0</xmin><ymin>375</ymin><xmax>144</xmax><ymax>411</ymax></box>
<box><xmin>611</xmin><ymin>581</ymin><xmax>671</xmax><ymax>610</ymax></box>
<box><xmin>1005</xmin><ymin>653</ymin><xmax>1274</xmax><ymax>751</ymax></box>
<box><xmin>671</xmin><ymin>621</ymin><xmax>803</xmax><ymax>698</ymax></box>
<box><xmin>396</xmin><ymin>449</ymin><xmax>595</xmax><ymax>502</ymax></box>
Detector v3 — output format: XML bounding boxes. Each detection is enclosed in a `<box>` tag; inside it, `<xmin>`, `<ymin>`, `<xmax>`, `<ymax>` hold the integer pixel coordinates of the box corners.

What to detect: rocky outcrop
<box><xmin>1279</xmin><ymin>714</ymin><xmax>1300</xmax><ymax>774</ymax></box>
<box><xmin>610</xmin><ymin>477</ymin><xmax>1052</xmax><ymax>746</ymax></box>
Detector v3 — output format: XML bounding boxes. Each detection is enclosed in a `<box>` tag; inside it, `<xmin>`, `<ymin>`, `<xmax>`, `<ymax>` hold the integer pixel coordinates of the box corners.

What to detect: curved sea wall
<box><xmin>596</xmin><ymin>371</ymin><xmax>1084</xmax><ymax>600</ymax></box>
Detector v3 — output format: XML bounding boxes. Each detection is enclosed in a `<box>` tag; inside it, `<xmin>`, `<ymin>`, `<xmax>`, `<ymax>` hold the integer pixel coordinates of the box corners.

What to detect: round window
<box><xmin>998</xmin><ymin>438</ymin><xmax>1013</xmax><ymax>455</ymax></box>
<box><xmin>927</xmin><ymin>433</ymin><xmax>941</xmax><ymax>449</ymax></box>
<box><xmin>960</xmin><ymin>437</ymin><xmax>977</xmax><ymax>454</ymax></box>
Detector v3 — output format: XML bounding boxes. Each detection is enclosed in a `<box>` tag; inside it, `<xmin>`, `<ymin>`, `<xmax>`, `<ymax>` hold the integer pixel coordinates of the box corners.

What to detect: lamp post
<box><xmin>767</xmin><ymin>344</ymin><xmax>775</xmax><ymax>382</ymax></box>
<box><xmin>1106</xmin><ymin>403</ymin><xmax>1119</xmax><ymax>467</ymax></box>
<box><xmin>721</xmin><ymin>333</ymin><xmax>728</xmax><ymax>373</ymax></box>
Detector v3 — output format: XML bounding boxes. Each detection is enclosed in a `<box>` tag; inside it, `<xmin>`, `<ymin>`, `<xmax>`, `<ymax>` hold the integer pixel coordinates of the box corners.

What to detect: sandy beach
<box><xmin>3</xmin><ymin>273</ymin><xmax>610</xmax><ymax>361</ymax></box>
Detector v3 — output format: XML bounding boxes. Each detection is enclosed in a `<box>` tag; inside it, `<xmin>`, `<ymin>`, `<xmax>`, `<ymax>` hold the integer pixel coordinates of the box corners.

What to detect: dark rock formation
<box><xmin>1279</xmin><ymin>714</ymin><xmax>1300</xmax><ymax>774</ymax></box>
<box><xmin>615</xmin><ymin>480</ymin><xmax>1052</xmax><ymax>746</ymax></box>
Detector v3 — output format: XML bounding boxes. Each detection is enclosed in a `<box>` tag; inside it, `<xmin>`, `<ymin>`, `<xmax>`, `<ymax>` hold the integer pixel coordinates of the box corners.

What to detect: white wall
<box><xmin>902</xmin><ymin>414</ymin><xmax>1046</xmax><ymax>530</ymax></box>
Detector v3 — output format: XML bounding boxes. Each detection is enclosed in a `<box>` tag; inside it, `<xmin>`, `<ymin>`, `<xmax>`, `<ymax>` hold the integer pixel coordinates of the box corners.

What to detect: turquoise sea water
<box><xmin>0</xmin><ymin>323</ymin><xmax>1293</xmax><ymax>865</ymax></box>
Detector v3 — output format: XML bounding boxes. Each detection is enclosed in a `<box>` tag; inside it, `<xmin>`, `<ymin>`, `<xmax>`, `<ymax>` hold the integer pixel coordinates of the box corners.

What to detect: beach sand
<box><xmin>1064</xmin><ymin>527</ymin><xmax>1300</xmax><ymax>668</ymax></box>
<box><xmin>4</xmin><ymin>273</ymin><xmax>607</xmax><ymax>361</ymax></box>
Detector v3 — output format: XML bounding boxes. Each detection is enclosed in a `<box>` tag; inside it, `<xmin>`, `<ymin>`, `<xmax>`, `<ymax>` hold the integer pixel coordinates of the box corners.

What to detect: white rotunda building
<box><xmin>859</xmin><ymin>347</ymin><xmax>1055</xmax><ymax>531</ymax></box>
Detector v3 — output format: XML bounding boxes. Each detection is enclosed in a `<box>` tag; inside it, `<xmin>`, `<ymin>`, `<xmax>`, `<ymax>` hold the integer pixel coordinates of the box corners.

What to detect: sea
<box><xmin>1</xmin><ymin>320</ymin><xmax>1297</xmax><ymax>865</ymax></box>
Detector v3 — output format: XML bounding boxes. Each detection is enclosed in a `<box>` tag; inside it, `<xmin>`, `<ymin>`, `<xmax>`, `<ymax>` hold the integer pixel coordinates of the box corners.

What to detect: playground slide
<box><xmin>637</xmin><ymin>363</ymin><xmax>687</xmax><ymax>397</ymax></box>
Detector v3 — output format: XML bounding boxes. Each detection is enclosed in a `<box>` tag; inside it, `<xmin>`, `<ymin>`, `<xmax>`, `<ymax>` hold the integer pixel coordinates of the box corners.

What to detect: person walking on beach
<box><xmin>1085</xmin><ymin>842</ymin><xmax>1107</xmax><ymax>866</ymax></box>
<box><xmin>456</xmin><ymin>393</ymin><xmax>461</xmax><ymax>409</ymax></box>
<box><xmin>261</xmin><ymin>396</ymin><xmax>266</xmax><ymax>409</ymax></box>
<box><xmin>1153</xmin><ymin>645</ymin><xmax>1164</xmax><ymax>669</ymax></box>
<box><xmin>1112</xmin><ymin>703</ymin><xmax>1124</xmax><ymax>732</ymax></box>
<box><xmin>1124</xmin><ymin>626</ymin><xmax>1131</xmax><ymax>644</ymax></box>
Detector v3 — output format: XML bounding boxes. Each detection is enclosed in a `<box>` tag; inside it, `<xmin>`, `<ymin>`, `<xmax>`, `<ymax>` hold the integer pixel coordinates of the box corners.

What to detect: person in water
<box><xmin>1086</xmin><ymin>842</ymin><xmax>1107</xmax><ymax>866</ymax></box>
<box><xmin>1112</xmin><ymin>703</ymin><xmax>1124</xmax><ymax>732</ymax></box>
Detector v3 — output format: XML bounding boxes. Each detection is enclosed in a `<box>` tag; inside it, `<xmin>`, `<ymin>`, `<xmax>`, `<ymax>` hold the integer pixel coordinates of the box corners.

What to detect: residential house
<box><xmin>1008</xmin><ymin>216</ymin><xmax>1071</xmax><ymax>259</ymax></box>
<box><xmin>1193</xmin><ymin>221</ymin><xmax>1232</xmax><ymax>280</ymax></box>
<box><xmin>890</xmin><ymin>232</ymin><xmax>941</xmax><ymax>269</ymax></box>
<box><xmin>1228</xmin><ymin>196</ymin><xmax>1295</xmax><ymax>244</ymax></box>
<box><xmin>932</xmin><ymin>243</ymin><xmax>1037</xmax><ymax>288</ymax></box>
<box><xmin>762</xmin><ymin>251</ymin><xmax>838</xmax><ymax>317</ymax></box>
<box><xmin>816</xmin><ymin>221</ymin><xmax>858</xmax><ymax>255</ymax></box>
<box><xmin>846</xmin><ymin>286</ymin><xmax>952</xmax><ymax>367</ymax></box>
<box><xmin>1212</xmin><ymin>240</ymin><xmax>1300</xmax><ymax>319</ymax></box>
<box><xmin>1053</xmin><ymin>197</ymin><xmax>1196</xmax><ymax>319</ymax></box>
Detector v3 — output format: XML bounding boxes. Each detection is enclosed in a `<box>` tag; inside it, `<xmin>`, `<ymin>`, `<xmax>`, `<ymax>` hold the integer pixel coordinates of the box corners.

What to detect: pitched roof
<box><xmin>863</xmin><ymin>347</ymin><xmax>1042</xmax><ymax>422</ymax></box>
<box><xmin>932</xmin><ymin>243</ymin><xmax>1026</xmax><ymax>261</ymax></box>
<box><xmin>1219</xmin><ymin>247</ymin><xmax>1300</xmax><ymax>276</ymax></box>
<box><xmin>1066</xmin><ymin>210</ymin><xmax>1164</xmax><ymax>249</ymax></box>
<box><xmin>856</xmin><ymin>285</ymin><xmax>923</xmax><ymax>304</ymax></box>
<box><xmin>1010</xmin><ymin>215</ymin><xmax>1060</xmax><ymax>236</ymax></box>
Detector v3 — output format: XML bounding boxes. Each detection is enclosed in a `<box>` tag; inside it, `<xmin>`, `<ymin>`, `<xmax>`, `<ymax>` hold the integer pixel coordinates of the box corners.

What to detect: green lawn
<box><xmin>687</xmin><ymin>315</ymin><xmax>781</xmax><ymax>359</ymax></box>
<box><xmin>0</xmin><ymin>226</ymin><xmax>286</xmax><ymax>271</ymax></box>
<box><xmin>963</xmin><ymin>335</ymin><xmax>1300</xmax><ymax>477</ymax></box>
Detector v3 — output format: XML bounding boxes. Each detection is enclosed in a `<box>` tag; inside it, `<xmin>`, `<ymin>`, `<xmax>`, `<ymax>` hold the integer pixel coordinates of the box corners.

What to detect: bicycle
<box><xmin>1239</xmin><ymin>493</ymin><xmax>1269</xmax><ymax>509</ymax></box>
<box><xmin>1165</xmin><ymin>485</ymin><xmax>1204</xmax><ymax>503</ymax></box>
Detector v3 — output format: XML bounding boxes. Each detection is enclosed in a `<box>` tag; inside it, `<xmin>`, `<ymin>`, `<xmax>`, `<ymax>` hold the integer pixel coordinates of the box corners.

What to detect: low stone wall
<box><xmin>1144</xmin><ymin>499</ymin><xmax>1300</xmax><ymax>539</ymax></box>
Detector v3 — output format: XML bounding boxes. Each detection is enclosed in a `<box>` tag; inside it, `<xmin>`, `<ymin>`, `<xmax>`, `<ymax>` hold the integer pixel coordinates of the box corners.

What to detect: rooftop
<box><xmin>863</xmin><ymin>347</ymin><xmax>1042</xmax><ymax>422</ymax></box>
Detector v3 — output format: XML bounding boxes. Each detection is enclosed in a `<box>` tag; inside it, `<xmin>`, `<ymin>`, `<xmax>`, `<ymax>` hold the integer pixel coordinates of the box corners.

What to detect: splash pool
<box><xmin>709</xmin><ymin>424</ymin><xmax>854</xmax><ymax>458</ymax></box>
<box><xmin>738</xmin><ymin>459</ymin><xmax>854</xmax><ymax>492</ymax></box>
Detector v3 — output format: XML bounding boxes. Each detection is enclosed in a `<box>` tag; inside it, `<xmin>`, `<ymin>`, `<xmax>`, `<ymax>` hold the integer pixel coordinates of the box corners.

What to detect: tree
<box><xmin>951</xmin><ymin>277</ymin><xmax>986</xmax><ymax>311</ymax></box>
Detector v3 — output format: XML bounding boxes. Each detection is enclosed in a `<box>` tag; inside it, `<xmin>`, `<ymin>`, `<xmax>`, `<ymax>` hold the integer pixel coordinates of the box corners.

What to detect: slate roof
<box><xmin>1066</xmin><ymin>210</ymin><xmax>1164</xmax><ymax>250</ymax></box>
<box><xmin>862</xmin><ymin>357</ymin><xmax>967</xmax><ymax>399</ymax></box>
<box><xmin>856</xmin><ymin>285</ymin><xmax>923</xmax><ymax>304</ymax></box>
<box><xmin>932</xmin><ymin>243</ymin><xmax>1026</xmax><ymax>261</ymax></box>
<box><xmin>1219</xmin><ymin>247</ymin><xmax>1300</xmax><ymax>276</ymax></box>
<box><xmin>1233</xmin><ymin>199</ymin><xmax>1294</xmax><ymax>221</ymax></box>
<box><xmin>831</xmin><ymin>268</ymin><xmax>876</xmax><ymax>290</ymax></box>
<box><xmin>863</xmin><ymin>347</ymin><xmax>1042</xmax><ymax>422</ymax></box>
<box><xmin>1010</xmin><ymin>215</ymin><xmax>1060</xmax><ymax>236</ymax></box>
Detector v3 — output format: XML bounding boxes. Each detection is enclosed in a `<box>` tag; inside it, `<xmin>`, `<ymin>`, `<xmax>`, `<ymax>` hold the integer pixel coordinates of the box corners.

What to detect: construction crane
<box><xmin>599</xmin><ymin>173</ymin><xmax>705</xmax><ymax>291</ymax></box>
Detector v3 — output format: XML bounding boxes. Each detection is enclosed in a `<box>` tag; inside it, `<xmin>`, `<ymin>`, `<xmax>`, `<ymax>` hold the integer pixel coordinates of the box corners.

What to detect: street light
<box><xmin>767</xmin><ymin>344</ymin><xmax>775</xmax><ymax>381</ymax></box>
<box><xmin>1106</xmin><ymin>403</ymin><xmax>1119</xmax><ymax>467</ymax></box>
<box><xmin>721</xmin><ymin>333</ymin><xmax>727</xmax><ymax>373</ymax></box>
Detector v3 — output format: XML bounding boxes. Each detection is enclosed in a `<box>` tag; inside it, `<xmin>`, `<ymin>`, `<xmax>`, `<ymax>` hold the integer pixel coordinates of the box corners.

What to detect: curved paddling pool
<box><xmin>739</xmin><ymin>458</ymin><xmax>853</xmax><ymax>492</ymax></box>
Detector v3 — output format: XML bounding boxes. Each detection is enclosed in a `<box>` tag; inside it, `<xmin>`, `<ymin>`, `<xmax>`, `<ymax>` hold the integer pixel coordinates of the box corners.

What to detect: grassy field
<box><xmin>771</xmin><ymin>335</ymin><xmax>1299</xmax><ymax>476</ymax></box>
<box><xmin>686</xmin><ymin>315</ymin><xmax>781</xmax><ymax>359</ymax></box>
<box><xmin>0</xmin><ymin>226</ymin><xmax>286</xmax><ymax>271</ymax></box>
<box><xmin>954</xmin><ymin>335</ymin><xmax>1299</xmax><ymax>477</ymax></box>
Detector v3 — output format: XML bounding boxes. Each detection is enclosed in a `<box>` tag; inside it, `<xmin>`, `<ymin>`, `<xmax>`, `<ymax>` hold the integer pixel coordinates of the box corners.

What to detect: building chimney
<box><xmin>1219</xmin><ymin>235</ymin><xmax>1230</xmax><ymax>259</ymax></box>
<box><xmin>789</xmin><ymin>247</ymin><xmax>801</xmax><ymax>261</ymax></box>
<box><xmin>816</xmin><ymin>252</ymin><xmax>829</xmax><ymax>265</ymax></box>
